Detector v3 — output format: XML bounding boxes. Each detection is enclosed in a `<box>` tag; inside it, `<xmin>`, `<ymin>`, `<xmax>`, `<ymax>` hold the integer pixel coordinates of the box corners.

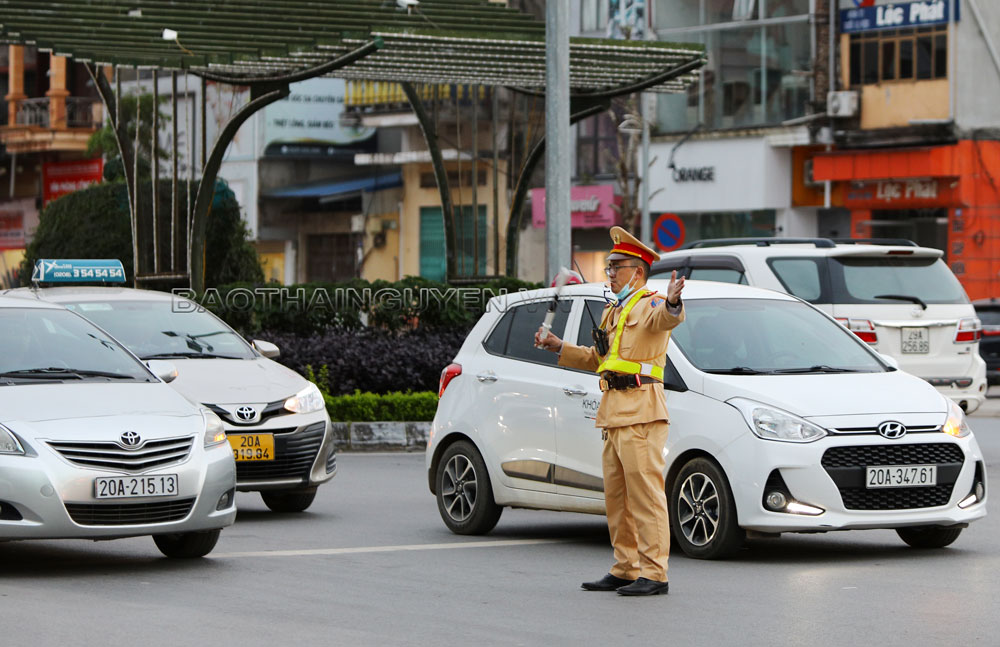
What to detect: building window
<box><xmin>581</xmin><ymin>0</ymin><xmax>609</xmax><ymax>32</ymax></box>
<box><xmin>849</xmin><ymin>26</ymin><xmax>948</xmax><ymax>86</ymax></box>
<box><xmin>419</xmin><ymin>205</ymin><xmax>487</xmax><ymax>281</ymax></box>
<box><xmin>576</xmin><ymin>112</ymin><xmax>619</xmax><ymax>180</ymax></box>
<box><xmin>653</xmin><ymin>1</ymin><xmax>812</xmax><ymax>133</ymax></box>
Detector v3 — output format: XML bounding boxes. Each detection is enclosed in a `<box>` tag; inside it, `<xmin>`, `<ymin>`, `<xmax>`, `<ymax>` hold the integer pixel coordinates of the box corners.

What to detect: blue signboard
<box><xmin>841</xmin><ymin>0</ymin><xmax>959</xmax><ymax>33</ymax></box>
<box><xmin>32</xmin><ymin>259</ymin><xmax>127</xmax><ymax>283</ymax></box>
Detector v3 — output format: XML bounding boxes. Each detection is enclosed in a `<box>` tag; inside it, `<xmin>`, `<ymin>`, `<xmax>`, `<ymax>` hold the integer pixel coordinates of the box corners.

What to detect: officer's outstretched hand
<box><xmin>667</xmin><ymin>270</ymin><xmax>685</xmax><ymax>306</ymax></box>
<box><xmin>534</xmin><ymin>326</ymin><xmax>563</xmax><ymax>353</ymax></box>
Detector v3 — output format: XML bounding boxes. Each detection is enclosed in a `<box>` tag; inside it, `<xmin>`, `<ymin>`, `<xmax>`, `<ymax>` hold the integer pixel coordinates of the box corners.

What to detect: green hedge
<box><xmin>193</xmin><ymin>276</ymin><xmax>540</xmax><ymax>336</ymax></box>
<box><xmin>324</xmin><ymin>390</ymin><xmax>439</xmax><ymax>422</ymax></box>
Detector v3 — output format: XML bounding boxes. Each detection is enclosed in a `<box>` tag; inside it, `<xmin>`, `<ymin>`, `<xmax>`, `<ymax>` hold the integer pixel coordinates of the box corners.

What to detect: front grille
<box><xmin>822</xmin><ymin>443</ymin><xmax>965</xmax><ymax>510</ymax></box>
<box><xmin>821</xmin><ymin>443</ymin><xmax>964</xmax><ymax>468</ymax></box>
<box><xmin>48</xmin><ymin>436</ymin><xmax>195</xmax><ymax>472</ymax></box>
<box><xmin>234</xmin><ymin>422</ymin><xmax>325</xmax><ymax>482</ymax></box>
<box><xmin>66</xmin><ymin>498</ymin><xmax>195</xmax><ymax>526</ymax></box>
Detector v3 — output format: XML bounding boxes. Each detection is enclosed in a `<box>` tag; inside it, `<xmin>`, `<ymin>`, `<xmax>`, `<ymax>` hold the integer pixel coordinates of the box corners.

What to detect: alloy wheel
<box><xmin>441</xmin><ymin>453</ymin><xmax>478</xmax><ymax>522</ymax></box>
<box><xmin>677</xmin><ymin>471</ymin><xmax>720</xmax><ymax>547</ymax></box>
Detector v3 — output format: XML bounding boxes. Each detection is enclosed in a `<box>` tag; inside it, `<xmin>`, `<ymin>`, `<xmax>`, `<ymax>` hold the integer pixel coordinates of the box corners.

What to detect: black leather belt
<box><xmin>599</xmin><ymin>373</ymin><xmax>660</xmax><ymax>392</ymax></box>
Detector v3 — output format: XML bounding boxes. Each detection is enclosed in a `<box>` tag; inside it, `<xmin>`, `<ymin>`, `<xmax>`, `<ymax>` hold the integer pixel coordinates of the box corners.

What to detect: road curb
<box><xmin>332</xmin><ymin>421</ymin><xmax>430</xmax><ymax>451</ymax></box>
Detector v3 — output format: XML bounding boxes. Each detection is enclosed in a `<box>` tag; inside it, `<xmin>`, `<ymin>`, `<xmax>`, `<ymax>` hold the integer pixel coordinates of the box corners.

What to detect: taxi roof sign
<box><xmin>32</xmin><ymin>259</ymin><xmax>127</xmax><ymax>284</ymax></box>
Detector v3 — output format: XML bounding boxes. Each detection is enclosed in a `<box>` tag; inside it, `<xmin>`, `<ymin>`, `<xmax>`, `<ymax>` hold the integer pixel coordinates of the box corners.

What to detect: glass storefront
<box><xmin>659</xmin><ymin>210</ymin><xmax>777</xmax><ymax>243</ymax></box>
<box><xmin>654</xmin><ymin>0</ymin><xmax>813</xmax><ymax>133</ymax></box>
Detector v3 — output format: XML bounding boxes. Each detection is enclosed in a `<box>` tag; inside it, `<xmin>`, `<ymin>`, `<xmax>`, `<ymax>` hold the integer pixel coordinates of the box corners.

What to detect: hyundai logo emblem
<box><xmin>877</xmin><ymin>421</ymin><xmax>907</xmax><ymax>439</ymax></box>
<box><xmin>235</xmin><ymin>406</ymin><xmax>257</xmax><ymax>422</ymax></box>
<box><xmin>120</xmin><ymin>431</ymin><xmax>142</xmax><ymax>447</ymax></box>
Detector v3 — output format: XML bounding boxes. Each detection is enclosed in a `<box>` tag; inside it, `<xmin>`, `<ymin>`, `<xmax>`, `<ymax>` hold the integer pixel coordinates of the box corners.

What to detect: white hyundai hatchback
<box><xmin>0</xmin><ymin>295</ymin><xmax>236</xmax><ymax>557</ymax></box>
<box><xmin>427</xmin><ymin>280</ymin><xmax>987</xmax><ymax>558</ymax></box>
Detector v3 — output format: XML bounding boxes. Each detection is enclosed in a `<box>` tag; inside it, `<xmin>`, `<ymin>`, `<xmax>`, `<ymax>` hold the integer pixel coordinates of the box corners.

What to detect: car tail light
<box><xmin>836</xmin><ymin>317</ymin><xmax>877</xmax><ymax>344</ymax></box>
<box><xmin>955</xmin><ymin>317</ymin><xmax>982</xmax><ymax>343</ymax></box>
<box><xmin>438</xmin><ymin>363</ymin><xmax>462</xmax><ymax>398</ymax></box>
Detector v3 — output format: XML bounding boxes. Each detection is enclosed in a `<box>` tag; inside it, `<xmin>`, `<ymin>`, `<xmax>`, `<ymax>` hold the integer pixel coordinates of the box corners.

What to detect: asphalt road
<box><xmin>3</xmin><ymin>421</ymin><xmax>1000</xmax><ymax>647</ymax></box>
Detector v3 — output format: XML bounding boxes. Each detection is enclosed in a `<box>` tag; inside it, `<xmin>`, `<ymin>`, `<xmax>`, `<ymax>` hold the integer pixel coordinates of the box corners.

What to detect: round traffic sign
<box><xmin>653</xmin><ymin>213</ymin><xmax>686</xmax><ymax>252</ymax></box>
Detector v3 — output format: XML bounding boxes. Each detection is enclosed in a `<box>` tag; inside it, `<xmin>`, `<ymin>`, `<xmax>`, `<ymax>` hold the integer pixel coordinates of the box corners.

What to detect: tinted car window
<box><xmin>485</xmin><ymin>299</ymin><xmax>572</xmax><ymax>366</ymax></box>
<box><xmin>576</xmin><ymin>299</ymin><xmax>607</xmax><ymax>348</ymax></box>
<box><xmin>769</xmin><ymin>258</ymin><xmax>822</xmax><ymax>301</ymax></box>
<box><xmin>670</xmin><ymin>298</ymin><xmax>885</xmax><ymax>373</ymax></box>
<box><xmin>688</xmin><ymin>268</ymin><xmax>746</xmax><ymax>284</ymax></box>
<box><xmin>63</xmin><ymin>300</ymin><xmax>255</xmax><ymax>359</ymax></box>
<box><xmin>831</xmin><ymin>256</ymin><xmax>967</xmax><ymax>304</ymax></box>
<box><xmin>0</xmin><ymin>308</ymin><xmax>153</xmax><ymax>381</ymax></box>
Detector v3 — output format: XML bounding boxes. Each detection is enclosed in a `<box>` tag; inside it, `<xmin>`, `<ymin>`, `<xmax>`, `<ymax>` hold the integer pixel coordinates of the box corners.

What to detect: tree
<box><xmin>86</xmin><ymin>92</ymin><xmax>168</xmax><ymax>182</ymax></box>
<box><xmin>20</xmin><ymin>180</ymin><xmax>263</xmax><ymax>288</ymax></box>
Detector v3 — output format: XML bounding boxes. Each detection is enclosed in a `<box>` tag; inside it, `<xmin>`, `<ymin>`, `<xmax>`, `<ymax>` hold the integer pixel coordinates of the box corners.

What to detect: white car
<box><xmin>650</xmin><ymin>239</ymin><xmax>987</xmax><ymax>413</ymax></box>
<box><xmin>16</xmin><ymin>286</ymin><xmax>337</xmax><ymax>513</ymax></box>
<box><xmin>426</xmin><ymin>280</ymin><xmax>987</xmax><ymax>558</ymax></box>
<box><xmin>0</xmin><ymin>294</ymin><xmax>235</xmax><ymax>557</ymax></box>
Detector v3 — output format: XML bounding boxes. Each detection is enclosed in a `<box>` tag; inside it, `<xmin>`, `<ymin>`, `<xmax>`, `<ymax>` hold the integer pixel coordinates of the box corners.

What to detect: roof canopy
<box><xmin>0</xmin><ymin>0</ymin><xmax>705</xmax><ymax>93</ymax></box>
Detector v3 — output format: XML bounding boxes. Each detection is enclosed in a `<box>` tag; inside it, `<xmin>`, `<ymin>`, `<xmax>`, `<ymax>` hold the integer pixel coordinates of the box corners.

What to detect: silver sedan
<box><xmin>0</xmin><ymin>295</ymin><xmax>236</xmax><ymax>557</ymax></box>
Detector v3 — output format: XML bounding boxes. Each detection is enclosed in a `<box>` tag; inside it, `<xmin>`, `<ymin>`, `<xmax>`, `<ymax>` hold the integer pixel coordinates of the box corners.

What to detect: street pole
<box><xmin>545</xmin><ymin>0</ymin><xmax>571</xmax><ymax>281</ymax></box>
<box><xmin>641</xmin><ymin>92</ymin><xmax>651</xmax><ymax>246</ymax></box>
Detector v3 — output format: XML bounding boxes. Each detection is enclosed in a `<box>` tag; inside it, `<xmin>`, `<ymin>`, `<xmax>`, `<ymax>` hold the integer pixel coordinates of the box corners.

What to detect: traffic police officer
<box><xmin>535</xmin><ymin>226</ymin><xmax>684</xmax><ymax>596</ymax></box>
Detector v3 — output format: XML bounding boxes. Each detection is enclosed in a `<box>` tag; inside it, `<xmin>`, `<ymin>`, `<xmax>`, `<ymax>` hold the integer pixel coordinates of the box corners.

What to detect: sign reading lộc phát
<box><xmin>32</xmin><ymin>259</ymin><xmax>126</xmax><ymax>284</ymax></box>
<box><xmin>841</xmin><ymin>0</ymin><xmax>959</xmax><ymax>34</ymax></box>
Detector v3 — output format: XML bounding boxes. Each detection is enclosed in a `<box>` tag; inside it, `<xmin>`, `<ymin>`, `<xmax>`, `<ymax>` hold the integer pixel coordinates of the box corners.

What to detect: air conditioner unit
<box><xmin>350</xmin><ymin>214</ymin><xmax>365</xmax><ymax>233</ymax></box>
<box><xmin>827</xmin><ymin>91</ymin><xmax>859</xmax><ymax>118</ymax></box>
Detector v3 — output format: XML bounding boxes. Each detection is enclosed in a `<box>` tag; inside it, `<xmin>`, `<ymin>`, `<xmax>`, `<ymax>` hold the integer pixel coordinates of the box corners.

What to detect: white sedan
<box><xmin>427</xmin><ymin>280</ymin><xmax>987</xmax><ymax>558</ymax></box>
<box><xmin>0</xmin><ymin>295</ymin><xmax>236</xmax><ymax>557</ymax></box>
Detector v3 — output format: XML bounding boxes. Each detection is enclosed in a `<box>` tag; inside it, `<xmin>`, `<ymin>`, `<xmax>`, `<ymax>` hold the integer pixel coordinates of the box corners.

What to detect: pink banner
<box><xmin>531</xmin><ymin>184</ymin><xmax>620</xmax><ymax>228</ymax></box>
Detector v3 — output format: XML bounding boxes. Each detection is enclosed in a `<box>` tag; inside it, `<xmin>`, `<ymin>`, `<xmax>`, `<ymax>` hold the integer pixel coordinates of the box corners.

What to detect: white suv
<box><xmin>426</xmin><ymin>280</ymin><xmax>987</xmax><ymax>558</ymax></box>
<box><xmin>650</xmin><ymin>238</ymin><xmax>986</xmax><ymax>413</ymax></box>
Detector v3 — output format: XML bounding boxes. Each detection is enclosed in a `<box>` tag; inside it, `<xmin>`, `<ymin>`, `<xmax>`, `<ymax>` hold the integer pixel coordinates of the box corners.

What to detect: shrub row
<box><xmin>196</xmin><ymin>276</ymin><xmax>539</xmax><ymax>336</ymax></box>
<box><xmin>268</xmin><ymin>327</ymin><xmax>469</xmax><ymax>395</ymax></box>
<box><xmin>320</xmin><ymin>389</ymin><xmax>438</xmax><ymax>422</ymax></box>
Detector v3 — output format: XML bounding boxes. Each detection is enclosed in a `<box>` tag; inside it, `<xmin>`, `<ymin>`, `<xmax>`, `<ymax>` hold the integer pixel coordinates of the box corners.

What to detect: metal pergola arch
<box><xmin>1</xmin><ymin>0</ymin><xmax>705</xmax><ymax>288</ymax></box>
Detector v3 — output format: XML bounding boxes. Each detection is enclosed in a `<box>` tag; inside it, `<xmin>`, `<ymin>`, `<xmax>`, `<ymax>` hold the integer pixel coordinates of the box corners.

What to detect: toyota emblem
<box><xmin>877</xmin><ymin>421</ymin><xmax>907</xmax><ymax>439</ymax></box>
<box><xmin>120</xmin><ymin>431</ymin><xmax>142</xmax><ymax>447</ymax></box>
<box><xmin>235</xmin><ymin>406</ymin><xmax>257</xmax><ymax>422</ymax></box>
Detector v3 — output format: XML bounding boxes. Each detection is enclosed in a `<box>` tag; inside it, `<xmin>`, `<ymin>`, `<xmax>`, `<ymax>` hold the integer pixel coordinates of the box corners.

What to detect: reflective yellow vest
<box><xmin>596</xmin><ymin>288</ymin><xmax>665</xmax><ymax>381</ymax></box>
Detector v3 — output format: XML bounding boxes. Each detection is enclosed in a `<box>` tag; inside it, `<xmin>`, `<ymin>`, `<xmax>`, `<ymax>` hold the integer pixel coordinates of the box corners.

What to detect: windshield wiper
<box><xmin>141</xmin><ymin>352</ymin><xmax>241</xmax><ymax>360</ymax></box>
<box><xmin>703</xmin><ymin>366</ymin><xmax>770</xmax><ymax>375</ymax></box>
<box><xmin>0</xmin><ymin>367</ymin><xmax>133</xmax><ymax>379</ymax></box>
<box><xmin>772</xmin><ymin>365</ymin><xmax>859</xmax><ymax>374</ymax></box>
<box><xmin>874</xmin><ymin>294</ymin><xmax>927</xmax><ymax>310</ymax></box>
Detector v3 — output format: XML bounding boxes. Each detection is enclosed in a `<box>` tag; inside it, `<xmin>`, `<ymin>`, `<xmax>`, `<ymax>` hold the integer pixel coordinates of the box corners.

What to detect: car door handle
<box><xmin>563</xmin><ymin>386</ymin><xmax>587</xmax><ymax>396</ymax></box>
<box><xmin>476</xmin><ymin>373</ymin><xmax>498</xmax><ymax>383</ymax></box>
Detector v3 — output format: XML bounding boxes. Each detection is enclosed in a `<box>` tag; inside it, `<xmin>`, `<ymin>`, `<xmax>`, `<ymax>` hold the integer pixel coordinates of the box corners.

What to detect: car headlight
<box><xmin>284</xmin><ymin>383</ymin><xmax>326</xmax><ymax>414</ymax></box>
<box><xmin>202</xmin><ymin>409</ymin><xmax>228</xmax><ymax>447</ymax></box>
<box><xmin>728</xmin><ymin>398</ymin><xmax>828</xmax><ymax>443</ymax></box>
<box><xmin>0</xmin><ymin>423</ymin><xmax>25</xmax><ymax>455</ymax></box>
<box><xmin>943</xmin><ymin>399</ymin><xmax>971</xmax><ymax>438</ymax></box>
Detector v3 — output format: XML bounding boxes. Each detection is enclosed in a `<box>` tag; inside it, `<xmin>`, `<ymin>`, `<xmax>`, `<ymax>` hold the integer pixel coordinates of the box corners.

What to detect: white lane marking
<box><xmin>212</xmin><ymin>538</ymin><xmax>572</xmax><ymax>559</ymax></box>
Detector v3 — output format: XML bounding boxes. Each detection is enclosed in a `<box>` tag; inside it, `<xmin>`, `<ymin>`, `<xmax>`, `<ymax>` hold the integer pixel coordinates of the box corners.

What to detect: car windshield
<box><xmin>0</xmin><ymin>307</ymin><xmax>154</xmax><ymax>382</ymax></box>
<box><xmin>831</xmin><ymin>256</ymin><xmax>968</xmax><ymax>305</ymax></box>
<box><xmin>62</xmin><ymin>300</ymin><xmax>254</xmax><ymax>360</ymax></box>
<box><xmin>670</xmin><ymin>298</ymin><xmax>887</xmax><ymax>374</ymax></box>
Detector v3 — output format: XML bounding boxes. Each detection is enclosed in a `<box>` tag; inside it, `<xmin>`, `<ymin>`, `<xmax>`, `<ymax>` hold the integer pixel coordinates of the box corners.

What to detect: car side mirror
<box><xmin>878</xmin><ymin>353</ymin><xmax>899</xmax><ymax>371</ymax></box>
<box><xmin>253</xmin><ymin>339</ymin><xmax>280</xmax><ymax>359</ymax></box>
<box><xmin>145</xmin><ymin>359</ymin><xmax>178</xmax><ymax>383</ymax></box>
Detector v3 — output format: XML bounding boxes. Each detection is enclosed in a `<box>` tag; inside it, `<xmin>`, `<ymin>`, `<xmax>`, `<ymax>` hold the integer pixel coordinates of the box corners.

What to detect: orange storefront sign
<box><xmin>844</xmin><ymin>178</ymin><xmax>961</xmax><ymax>209</ymax></box>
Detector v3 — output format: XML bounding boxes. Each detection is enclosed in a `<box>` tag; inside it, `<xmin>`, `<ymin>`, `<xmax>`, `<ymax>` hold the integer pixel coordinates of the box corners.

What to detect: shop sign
<box><xmin>841</xmin><ymin>0</ymin><xmax>959</xmax><ymax>34</ymax></box>
<box><xmin>845</xmin><ymin>178</ymin><xmax>957</xmax><ymax>208</ymax></box>
<box><xmin>41</xmin><ymin>159</ymin><xmax>104</xmax><ymax>206</ymax></box>
<box><xmin>0</xmin><ymin>209</ymin><xmax>24</xmax><ymax>250</ymax></box>
<box><xmin>531</xmin><ymin>185</ymin><xmax>620</xmax><ymax>228</ymax></box>
<box><xmin>672</xmin><ymin>166</ymin><xmax>715</xmax><ymax>182</ymax></box>
<box><xmin>263</xmin><ymin>77</ymin><xmax>375</xmax><ymax>147</ymax></box>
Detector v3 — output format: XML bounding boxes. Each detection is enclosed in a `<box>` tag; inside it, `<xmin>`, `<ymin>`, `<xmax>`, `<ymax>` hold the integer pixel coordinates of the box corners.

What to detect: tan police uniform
<box><xmin>558</xmin><ymin>229</ymin><xmax>684</xmax><ymax>584</ymax></box>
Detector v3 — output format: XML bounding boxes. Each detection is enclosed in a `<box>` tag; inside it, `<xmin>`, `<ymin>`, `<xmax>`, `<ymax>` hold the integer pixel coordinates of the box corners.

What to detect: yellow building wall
<box><xmin>859</xmin><ymin>80</ymin><xmax>950</xmax><ymax>129</ymax></box>
<box><xmin>396</xmin><ymin>160</ymin><xmax>510</xmax><ymax>281</ymax></box>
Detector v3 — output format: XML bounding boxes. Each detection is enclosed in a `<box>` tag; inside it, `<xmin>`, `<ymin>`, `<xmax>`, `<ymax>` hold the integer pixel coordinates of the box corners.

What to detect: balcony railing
<box><xmin>12</xmin><ymin>97</ymin><xmax>102</xmax><ymax>129</ymax></box>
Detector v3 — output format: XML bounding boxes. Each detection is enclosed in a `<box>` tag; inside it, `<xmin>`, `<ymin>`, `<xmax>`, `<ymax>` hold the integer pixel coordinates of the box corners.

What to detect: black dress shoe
<box><xmin>581</xmin><ymin>573</ymin><xmax>635</xmax><ymax>591</ymax></box>
<box><xmin>617</xmin><ymin>578</ymin><xmax>669</xmax><ymax>596</ymax></box>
